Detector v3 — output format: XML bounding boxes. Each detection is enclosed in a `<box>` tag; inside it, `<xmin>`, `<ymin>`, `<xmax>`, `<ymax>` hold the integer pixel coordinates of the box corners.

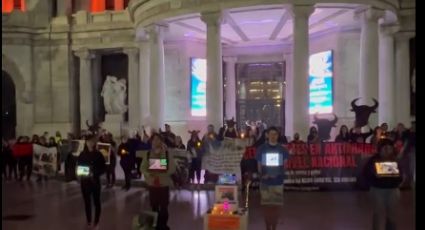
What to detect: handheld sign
<box><xmin>265</xmin><ymin>153</ymin><xmax>281</xmax><ymax>167</ymax></box>
<box><xmin>375</xmin><ymin>162</ymin><xmax>400</xmax><ymax>177</ymax></box>
<box><xmin>148</xmin><ymin>158</ymin><xmax>168</xmax><ymax>171</ymax></box>
<box><xmin>76</xmin><ymin>165</ymin><xmax>91</xmax><ymax>177</ymax></box>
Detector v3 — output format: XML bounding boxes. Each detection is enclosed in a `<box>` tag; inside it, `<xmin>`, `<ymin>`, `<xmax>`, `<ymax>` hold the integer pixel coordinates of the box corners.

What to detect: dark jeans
<box><xmin>120</xmin><ymin>161</ymin><xmax>132</xmax><ymax>189</ymax></box>
<box><xmin>189</xmin><ymin>158</ymin><xmax>202</xmax><ymax>184</ymax></box>
<box><xmin>135</xmin><ymin>158</ymin><xmax>142</xmax><ymax>178</ymax></box>
<box><xmin>371</xmin><ymin>187</ymin><xmax>400</xmax><ymax>230</ymax></box>
<box><xmin>81</xmin><ymin>179</ymin><xmax>101</xmax><ymax>225</ymax></box>
<box><xmin>106</xmin><ymin>164</ymin><xmax>116</xmax><ymax>186</ymax></box>
<box><xmin>148</xmin><ymin>186</ymin><xmax>170</xmax><ymax>230</ymax></box>
<box><xmin>18</xmin><ymin>156</ymin><xmax>32</xmax><ymax>181</ymax></box>
<box><xmin>7</xmin><ymin>158</ymin><xmax>18</xmax><ymax>180</ymax></box>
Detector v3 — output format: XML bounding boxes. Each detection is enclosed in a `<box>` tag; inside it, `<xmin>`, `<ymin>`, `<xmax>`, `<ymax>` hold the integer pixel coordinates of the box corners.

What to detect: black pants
<box><xmin>189</xmin><ymin>158</ymin><xmax>202</xmax><ymax>183</ymax></box>
<box><xmin>7</xmin><ymin>158</ymin><xmax>18</xmax><ymax>180</ymax></box>
<box><xmin>18</xmin><ymin>156</ymin><xmax>32</xmax><ymax>181</ymax></box>
<box><xmin>120</xmin><ymin>162</ymin><xmax>132</xmax><ymax>189</ymax></box>
<box><xmin>135</xmin><ymin>158</ymin><xmax>142</xmax><ymax>178</ymax></box>
<box><xmin>106</xmin><ymin>165</ymin><xmax>115</xmax><ymax>186</ymax></box>
<box><xmin>81</xmin><ymin>179</ymin><xmax>101</xmax><ymax>225</ymax></box>
<box><xmin>148</xmin><ymin>186</ymin><xmax>170</xmax><ymax>230</ymax></box>
<box><xmin>65</xmin><ymin>154</ymin><xmax>77</xmax><ymax>181</ymax></box>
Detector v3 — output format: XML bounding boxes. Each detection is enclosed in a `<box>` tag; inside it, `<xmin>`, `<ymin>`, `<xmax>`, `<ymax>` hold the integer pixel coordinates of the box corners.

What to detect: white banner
<box><xmin>202</xmin><ymin>138</ymin><xmax>251</xmax><ymax>175</ymax></box>
<box><xmin>33</xmin><ymin>144</ymin><xmax>58</xmax><ymax>176</ymax></box>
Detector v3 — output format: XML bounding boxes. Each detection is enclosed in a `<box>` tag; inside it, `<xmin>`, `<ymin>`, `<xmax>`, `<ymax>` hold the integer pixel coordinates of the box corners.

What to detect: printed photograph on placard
<box><xmin>97</xmin><ymin>142</ymin><xmax>111</xmax><ymax>165</ymax></box>
<box><xmin>215</xmin><ymin>185</ymin><xmax>237</xmax><ymax>203</ymax></box>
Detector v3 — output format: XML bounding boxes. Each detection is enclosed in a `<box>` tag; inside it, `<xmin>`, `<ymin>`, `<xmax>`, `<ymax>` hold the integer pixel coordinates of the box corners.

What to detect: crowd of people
<box><xmin>1</xmin><ymin>120</ymin><xmax>415</xmax><ymax>230</ymax></box>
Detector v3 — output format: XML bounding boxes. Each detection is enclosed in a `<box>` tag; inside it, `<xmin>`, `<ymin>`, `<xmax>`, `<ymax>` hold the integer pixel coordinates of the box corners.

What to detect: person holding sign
<box><xmin>118</xmin><ymin>135</ymin><xmax>133</xmax><ymax>190</ymax></box>
<box><xmin>141</xmin><ymin>133</ymin><xmax>176</xmax><ymax>230</ymax></box>
<box><xmin>187</xmin><ymin>131</ymin><xmax>204</xmax><ymax>188</ymax></box>
<box><xmin>256</xmin><ymin>127</ymin><xmax>289</xmax><ymax>230</ymax></box>
<box><xmin>363</xmin><ymin>139</ymin><xmax>403</xmax><ymax>230</ymax></box>
<box><xmin>77</xmin><ymin>135</ymin><xmax>106</xmax><ymax>229</ymax></box>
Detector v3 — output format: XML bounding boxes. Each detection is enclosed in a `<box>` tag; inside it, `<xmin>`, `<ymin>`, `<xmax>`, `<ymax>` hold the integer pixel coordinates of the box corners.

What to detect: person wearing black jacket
<box><xmin>350</xmin><ymin>126</ymin><xmax>373</xmax><ymax>143</ymax></box>
<box><xmin>77</xmin><ymin>135</ymin><xmax>106</xmax><ymax>229</ymax></box>
<box><xmin>118</xmin><ymin>135</ymin><xmax>133</xmax><ymax>190</ymax></box>
<box><xmin>363</xmin><ymin>139</ymin><xmax>403</xmax><ymax>230</ymax></box>
<box><xmin>335</xmin><ymin>125</ymin><xmax>351</xmax><ymax>142</ymax></box>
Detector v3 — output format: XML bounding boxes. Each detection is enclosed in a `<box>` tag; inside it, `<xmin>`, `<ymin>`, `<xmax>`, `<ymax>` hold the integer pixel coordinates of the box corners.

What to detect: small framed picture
<box><xmin>215</xmin><ymin>185</ymin><xmax>238</xmax><ymax>204</ymax></box>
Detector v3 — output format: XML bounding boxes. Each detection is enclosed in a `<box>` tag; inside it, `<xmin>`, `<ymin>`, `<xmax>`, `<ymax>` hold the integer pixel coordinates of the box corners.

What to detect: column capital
<box><xmin>223</xmin><ymin>56</ymin><xmax>237</xmax><ymax>63</ymax></box>
<box><xmin>394</xmin><ymin>31</ymin><xmax>415</xmax><ymax>41</ymax></box>
<box><xmin>201</xmin><ymin>11</ymin><xmax>223</xmax><ymax>26</ymax></box>
<box><xmin>75</xmin><ymin>48</ymin><xmax>95</xmax><ymax>60</ymax></box>
<box><xmin>288</xmin><ymin>5</ymin><xmax>314</xmax><ymax>18</ymax></box>
<box><xmin>145</xmin><ymin>23</ymin><xmax>168</xmax><ymax>41</ymax></box>
<box><xmin>123</xmin><ymin>47</ymin><xmax>139</xmax><ymax>56</ymax></box>
<box><xmin>379</xmin><ymin>24</ymin><xmax>400</xmax><ymax>36</ymax></box>
<box><xmin>354</xmin><ymin>7</ymin><xmax>385</xmax><ymax>22</ymax></box>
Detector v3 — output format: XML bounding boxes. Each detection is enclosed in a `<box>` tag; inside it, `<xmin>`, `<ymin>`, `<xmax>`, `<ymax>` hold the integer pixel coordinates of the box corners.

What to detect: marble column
<box><xmin>223</xmin><ymin>56</ymin><xmax>237</xmax><ymax>120</ymax></box>
<box><xmin>123</xmin><ymin>47</ymin><xmax>140</xmax><ymax>129</ymax></box>
<box><xmin>378</xmin><ymin>25</ymin><xmax>398</xmax><ymax>128</ymax></box>
<box><xmin>75</xmin><ymin>48</ymin><xmax>95</xmax><ymax>130</ymax></box>
<box><xmin>289</xmin><ymin>5</ymin><xmax>313</xmax><ymax>139</ymax></box>
<box><xmin>284</xmin><ymin>53</ymin><xmax>293</xmax><ymax>137</ymax></box>
<box><xmin>355</xmin><ymin>8</ymin><xmax>384</xmax><ymax>127</ymax></box>
<box><xmin>147</xmin><ymin>24</ymin><xmax>166</xmax><ymax>130</ymax></box>
<box><xmin>395</xmin><ymin>32</ymin><xmax>415</xmax><ymax>126</ymax></box>
<box><xmin>201</xmin><ymin>11</ymin><xmax>224</xmax><ymax>129</ymax></box>
<box><xmin>138</xmin><ymin>39</ymin><xmax>151</xmax><ymax>128</ymax></box>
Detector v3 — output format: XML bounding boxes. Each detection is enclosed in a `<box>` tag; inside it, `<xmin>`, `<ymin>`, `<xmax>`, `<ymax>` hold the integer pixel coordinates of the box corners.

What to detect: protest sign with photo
<box><xmin>97</xmin><ymin>142</ymin><xmax>111</xmax><ymax>165</ymax></box>
<box><xmin>33</xmin><ymin>144</ymin><xmax>58</xmax><ymax>177</ymax></box>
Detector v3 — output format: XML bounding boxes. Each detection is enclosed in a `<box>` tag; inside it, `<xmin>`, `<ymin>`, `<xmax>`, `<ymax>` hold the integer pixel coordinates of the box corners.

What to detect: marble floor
<box><xmin>2</xmin><ymin>180</ymin><xmax>415</xmax><ymax>230</ymax></box>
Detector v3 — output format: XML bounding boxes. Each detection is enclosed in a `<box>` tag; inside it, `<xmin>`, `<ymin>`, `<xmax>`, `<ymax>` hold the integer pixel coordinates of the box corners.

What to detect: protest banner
<box><xmin>12</xmin><ymin>143</ymin><xmax>33</xmax><ymax>157</ymax></box>
<box><xmin>202</xmin><ymin>138</ymin><xmax>251</xmax><ymax>180</ymax></box>
<box><xmin>33</xmin><ymin>144</ymin><xmax>58</xmax><ymax>177</ymax></box>
<box><xmin>241</xmin><ymin>142</ymin><xmax>377</xmax><ymax>190</ymax></box>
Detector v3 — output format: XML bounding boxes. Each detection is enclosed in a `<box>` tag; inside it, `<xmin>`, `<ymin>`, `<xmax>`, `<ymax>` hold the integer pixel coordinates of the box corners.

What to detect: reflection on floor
<box><xmin>2</xmin><ymin>180</ymin><xmax>415</xmax><ymax>230</ymax></box>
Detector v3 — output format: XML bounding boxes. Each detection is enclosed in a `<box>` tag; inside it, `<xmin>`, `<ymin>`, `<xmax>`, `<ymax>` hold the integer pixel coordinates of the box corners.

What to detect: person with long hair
<box><xmin>16</xmin><ymin>136</ymin><xmax>32</xmax><ymax>181</ymax></box>
<box><xmin>256</xmin><ymin>127</ymin><xmax>289</xmax><ymax>230</ymax></box>
<box><xmin>118</xmin><ymin>135</ymin><xmax>133</xmax><ymax>191</ymax></box>
<box><xmin>3</xmin><ymin>139</ymin><xmax>17</xmax><ymax>180</ymax></box>
<box><xmin>187</xmin><ymin>131</ymin><xmax>203</xmax><ymax>188</ymax></box>
<box><xmin>370</xmin><ymin>126</ymin><xmax>384</xmax><ymax>146</ymax></box>
<box><xmin>141</xmin><ymin>133</ymin><xmax>176</xmax><ymax>230</ymax></box>
<box><xmin>103</xmin><ymin>133</ymin><xmax>116</xmax><ymax>188</ymax></box>
<box><xmin>335</xmin><ymin>125</ymin><xmax>351</xmax><ymax>142</ymax></box>
<box><xmin>77</xmin><ymin>135</ymin><xmax>106</xmax><ymax>229</ymax></box>
<box><xmin>307</xmin><ymin>126</ymin><xmax>320</xmax><ymax>144</ymax></box>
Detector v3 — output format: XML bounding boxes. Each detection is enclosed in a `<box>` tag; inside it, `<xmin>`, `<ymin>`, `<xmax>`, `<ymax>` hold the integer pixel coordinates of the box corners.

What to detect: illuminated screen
<box><xmin>309</xmin><ymin>50</ymin><xmax>333</xmax><ymax>114</ymax></box>
<box><xmin>190</xmin><ymin>58</ymin><xmax>207</xmax><ymax>116</ymax></box>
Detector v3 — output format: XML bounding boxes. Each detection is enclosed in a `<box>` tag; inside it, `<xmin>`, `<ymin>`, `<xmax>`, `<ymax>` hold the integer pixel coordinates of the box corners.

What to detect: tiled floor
<box><xmin>2</xmin><ymin>180</ymin><xmax>415</xmax><ymax>230</ymax></box>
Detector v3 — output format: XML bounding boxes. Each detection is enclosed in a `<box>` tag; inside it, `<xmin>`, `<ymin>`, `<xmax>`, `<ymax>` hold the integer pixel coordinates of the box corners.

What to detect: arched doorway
<box><xmin>2</xmin><ymin>70</ymin><xmax>16</xmax><ymax>139</ymax></box>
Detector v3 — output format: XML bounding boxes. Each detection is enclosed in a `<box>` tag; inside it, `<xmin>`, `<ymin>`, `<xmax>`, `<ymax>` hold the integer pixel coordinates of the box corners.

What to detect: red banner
<box><xmin>12</xmin><ymin>143</ymin><xmax>33</xmax><ymax>157</ymax></box>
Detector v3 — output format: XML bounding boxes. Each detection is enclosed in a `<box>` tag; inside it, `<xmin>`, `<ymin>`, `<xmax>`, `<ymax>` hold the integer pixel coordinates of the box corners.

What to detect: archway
<box><xmin>2</xmin><ymin>71</ymin><xmax>16</xmax><ymax>139</ymax></box>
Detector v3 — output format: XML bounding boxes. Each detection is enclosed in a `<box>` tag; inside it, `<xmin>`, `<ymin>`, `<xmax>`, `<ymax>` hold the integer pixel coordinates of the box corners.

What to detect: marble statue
<box><xmin>101</xmin><ymin>75</ymin><xmax>128</xmax><ymax>114</ymax></box>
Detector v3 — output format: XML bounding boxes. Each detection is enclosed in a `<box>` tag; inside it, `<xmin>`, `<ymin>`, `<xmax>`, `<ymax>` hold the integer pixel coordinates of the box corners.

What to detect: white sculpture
<box><xmin>101</xmin><ymin>75</ymin><xmax>128</xmax><ymax>114</ymax></box>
